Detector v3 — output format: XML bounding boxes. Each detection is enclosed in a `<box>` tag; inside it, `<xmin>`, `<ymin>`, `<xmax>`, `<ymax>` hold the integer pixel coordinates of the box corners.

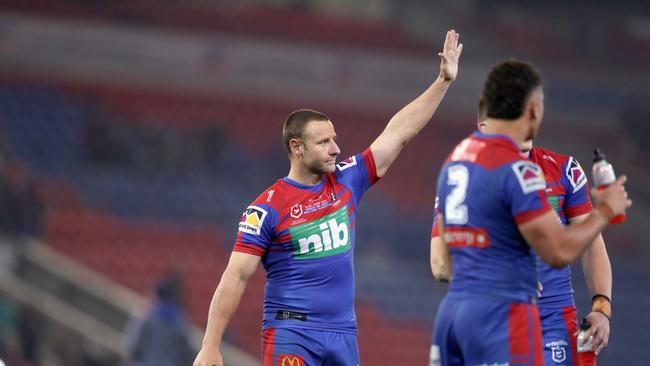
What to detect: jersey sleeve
<box><xmin>561</xmin><ymin>156</ymin><xmax>593</xmax><ymax>218</ymax></box>
<box><xmin>334</xmin><ymin>147</ymin><xmax>380</xmax><ymax>204</ymax></box>
<box><xmin>431</xmin><ymin>195</ymin><xmax>440</xmax><ymax>238</ymax></box>
<box><xmin>504</xmin><ymin>160</ymin><xmax>553</xmax><ymax>225</ymax></box>
<box><xmin>232</xmin><ymin>202</ymin><xmax>278</xmax><ymax>256</ymax></box>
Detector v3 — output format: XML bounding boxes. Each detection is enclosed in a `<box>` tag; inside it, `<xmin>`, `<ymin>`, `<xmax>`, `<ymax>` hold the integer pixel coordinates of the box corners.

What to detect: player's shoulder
<box><xmin>474</xmin><ymin>136</ymin><xmax>522</xmax><ymax>170</ymax></box>
<box><xmin>532</xmin><ymin>146</ymin><xmax>572</xmax><ymax>167</ymax></box>
<box><xmin>249</xmin><ymin>179</ymin><xmax>288</xmax><ymax>209</ymax></box>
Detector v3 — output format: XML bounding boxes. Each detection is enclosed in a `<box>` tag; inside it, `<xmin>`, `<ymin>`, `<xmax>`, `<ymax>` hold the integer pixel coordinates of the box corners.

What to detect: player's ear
<box><xmin>477</xmin><ymin>120</ymin><xmax>487</xmax><ymax>131</ymax></box>
<box><xmin>289</xmin><ymin>138</ymin><xmax>302</xmax><ymax>157</ymax></box>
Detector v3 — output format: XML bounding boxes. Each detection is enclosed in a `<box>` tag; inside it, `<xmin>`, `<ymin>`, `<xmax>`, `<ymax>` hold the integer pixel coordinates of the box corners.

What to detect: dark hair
<box><xmin>481</xmin><ymin>60</ymin><xmax>542</xmax><ymax>120</ymax></box>
<box><xmin>282</xmin><ymin>109</ymin><xmax>330</xmax><ymax>154</ymax></box>
<box><xmin>477</xmin><ymin>97</ymin><xmax>487</xmax><ymax>122</ymax></box>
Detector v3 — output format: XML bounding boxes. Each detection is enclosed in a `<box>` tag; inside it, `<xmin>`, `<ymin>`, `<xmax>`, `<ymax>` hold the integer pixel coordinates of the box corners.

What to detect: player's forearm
<box><xmin>581</xmin><ymin>234</ymin><xmax>612</xmax><ymax>298</ymax></box>
<box><xmin>554</xmin><ymin>211</ymin><xmax>609</xmax><ymax>267</ymax></box>
<box><xmin>201</xmin><ymin>271</ymin><xmax>249</xmax><ymax>349</ymax></box>
<box><xmin>384</xmin><ymin>76</ymin><xmax>452</xmax><ymax>146</ymax></box>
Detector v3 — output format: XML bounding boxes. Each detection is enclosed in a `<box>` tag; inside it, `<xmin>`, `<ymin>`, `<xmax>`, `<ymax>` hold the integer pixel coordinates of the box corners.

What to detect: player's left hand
<box><xmin>576</xmin><ymin>311</ymin><xmax>610</xmax><ymax>355</ymax></box>
<box><xmin>438</xmin><ymin>29</ymin><xmax>463</xmax><ymax>82</ymax></box>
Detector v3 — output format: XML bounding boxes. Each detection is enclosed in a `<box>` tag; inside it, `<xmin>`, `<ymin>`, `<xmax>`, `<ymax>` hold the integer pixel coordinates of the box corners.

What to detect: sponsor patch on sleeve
<box><xmin>565</xmin><ymin>157</ymin><xmax>587</xmax><ymax>193</ymax></box>
<box><xmin>336</xmin><ymin>155</ymin><xmax>357</xmax><ymax>171</ymax></box>
<box><xmin>511</xmin><ymin>160</ymin><xmax>546</xmax><ymax>194</ymax></box>
<box><xmin>238</xmin><ymin>205</ymin><xmax>267</xmax><ymax>235</ymax></box>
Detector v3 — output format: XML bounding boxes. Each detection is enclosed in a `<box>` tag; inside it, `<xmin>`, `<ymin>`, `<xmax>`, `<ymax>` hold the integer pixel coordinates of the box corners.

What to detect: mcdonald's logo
<box><xmin>277</xmin><ymin>354</ymin><xmax>304</xmax><ymax>366</ymax></box>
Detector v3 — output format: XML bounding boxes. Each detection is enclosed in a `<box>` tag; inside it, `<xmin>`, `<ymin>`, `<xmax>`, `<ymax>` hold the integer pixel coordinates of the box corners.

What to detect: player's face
<box><xmin>299</xmin><ymin>120</ymin><xmax>340</xmax><ymax>175</ymax></box>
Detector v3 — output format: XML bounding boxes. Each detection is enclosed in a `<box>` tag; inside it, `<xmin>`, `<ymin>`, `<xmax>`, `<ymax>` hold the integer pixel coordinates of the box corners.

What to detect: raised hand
<box><xmin>439</xmin><ymin>29</ymin><xmax>463</xmax><ymax>82</ymax></box>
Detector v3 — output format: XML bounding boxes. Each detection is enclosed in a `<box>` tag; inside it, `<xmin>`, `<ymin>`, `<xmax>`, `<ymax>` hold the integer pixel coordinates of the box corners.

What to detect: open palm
<box><xmin>439</xmin><ymin>29</ymin><xmax>463</xmax><ymax>82</ymax></box>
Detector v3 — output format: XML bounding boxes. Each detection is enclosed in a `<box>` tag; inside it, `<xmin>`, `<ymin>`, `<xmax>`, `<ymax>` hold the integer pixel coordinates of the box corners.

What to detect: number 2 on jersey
<box><xmin>445</xmin><ymin>164</ymin><xmax>469</xmax><ymax>224</ymax></box>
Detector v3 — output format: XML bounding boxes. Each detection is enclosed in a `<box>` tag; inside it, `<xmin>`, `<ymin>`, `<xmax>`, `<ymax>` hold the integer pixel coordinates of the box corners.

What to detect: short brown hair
<box><xmin>282</xmin><ymin>109</ymin><xmax>329</xmax><ymax>154</ymax></box>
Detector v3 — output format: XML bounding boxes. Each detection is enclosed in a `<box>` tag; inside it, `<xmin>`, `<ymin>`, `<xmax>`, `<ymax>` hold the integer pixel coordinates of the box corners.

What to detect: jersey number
<box><xmin>445</xmin><ymin>165</ymin><xmax>469</xmax><ymax>224</ymax></box>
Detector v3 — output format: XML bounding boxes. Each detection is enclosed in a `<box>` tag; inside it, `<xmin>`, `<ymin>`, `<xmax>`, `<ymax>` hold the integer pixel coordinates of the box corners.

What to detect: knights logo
<box><xmin>551</xmin><ymin>345</ymin><xmax>566</xmax><ymax>363</ymax></box>
<box><xmin>290</xmin><ymin>203</ymin><xmax>303</xmax><ymax>218</ymax></box>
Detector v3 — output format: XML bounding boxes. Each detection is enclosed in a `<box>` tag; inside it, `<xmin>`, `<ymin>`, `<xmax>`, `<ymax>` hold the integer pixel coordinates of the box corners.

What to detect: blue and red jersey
<box><xmin>233</xmin><ymin>148</ymin><xmax>379</xmax><ymax>334</ymax></box>
<box><xmin>434</xmin><ymin>132</ymin><xmax>552</xmax><ymax>302</ymax></box>
<box><xmin>528</xmin><ymin>147</ymin><xmax>592</xmax><ymax>308</ymax></box>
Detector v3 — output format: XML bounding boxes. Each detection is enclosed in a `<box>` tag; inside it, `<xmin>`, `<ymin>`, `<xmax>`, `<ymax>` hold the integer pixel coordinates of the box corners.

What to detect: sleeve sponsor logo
<box><xmin>512</xmin><ymin>160</ymin><xmax>546</xmax><ymax>194</ymax></box>
<box><xmin>238</xmin><ymin>205</ymin><xmax>267</xmax><ymax>235</ymax></box>
<box><xmin>335</xmin><ymin>155</ymin><xmax>357</xmax><ymax>171</ymax></box>
<box><xmin>565</xmin><ymin>157</ymin><xmax>587</xmax><ymax>193</ymax></box>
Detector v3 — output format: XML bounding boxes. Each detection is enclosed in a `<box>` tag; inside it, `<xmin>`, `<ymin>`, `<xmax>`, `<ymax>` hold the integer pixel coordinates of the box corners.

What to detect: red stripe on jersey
<box><xmin>514</xmin><ymin>191</ymin><xmax>552</xmax><ymax>225</ymax></box>
<box><xmin>561</xmin><ymin>306</ymin><xmax>580</xmax><ymax>366</ymax></box>
<box><xmin>261</xmin><ymin>328</ymin><xmax>276</xmax><ymax>366</ymax></box>
<box><xmin>509</xmin><ymin>304</ymin><xmax>543</xmax><ymax>365</ymax></box>
<box><xmin>431</xmin><ymin>223</ymin><xmax>439</xmax><ymax>238</ymax></box>
<box><xmin>531</xmin><ymin>305</ymin><xmax>544</xmax><ymax>366</ymax></box>
<box><xmin>509</xmin><ymin>304</ymin><xmax>531</xmax><ymax>363</ymax></box>
<box><xmin>431</xmin><ymin>208</ymin><xmax>441</xmax><ymax>238</ymax></box>
<box><xmin>363</xmin><ymin>147</ymin><xmax>380</xmax><ymax>183</ymax></box>
<box><xmin>233</xmin><ymin>242</ymin><xmax>266</xmax><ymax>256</ymax></box>
<box><xmin>565</xmin><ymin>201</ymin><xmax>593</xmax><ymax>220</ymax></box>
<box><xmin>445</xmin><ymin>227</ymin><xmax>490</xmax><ymax>249</ymax></box>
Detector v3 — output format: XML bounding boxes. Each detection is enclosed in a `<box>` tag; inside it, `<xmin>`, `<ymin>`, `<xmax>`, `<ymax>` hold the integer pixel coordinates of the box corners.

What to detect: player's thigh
<box><xmin>455</xmin><ymin>300</ymin><xmax>544</xmax><ymax>366</ymax></box>
<box><xmin>431</xmin><ymin>297</ymin><xmax>464</xmax><ymax>366</ymax></box>
<box><xmin>539</xmin><ymin>306</ymin><xmax>579</xmax><ymax>366</ymax></box>
<box><xmin>261</xmin><ymin>327</ymin><xmax>324</xmax><ymax>366</ymax></box>
<box><xmin>322</xmin><ymin>331</ymin><xmax>359</xmax><ymax>366</ymax></box>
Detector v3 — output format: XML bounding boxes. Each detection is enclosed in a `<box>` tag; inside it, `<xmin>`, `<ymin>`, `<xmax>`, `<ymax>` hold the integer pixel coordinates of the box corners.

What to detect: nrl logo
<box><xmin>290</xmin><ymin>203</ymin><xmax>303</xmax><ymax>218</ymax></box>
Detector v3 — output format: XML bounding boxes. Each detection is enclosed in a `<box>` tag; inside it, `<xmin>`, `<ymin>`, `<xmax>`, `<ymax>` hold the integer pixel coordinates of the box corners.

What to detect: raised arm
<box><xmin>194</xmin><ymin>251</ymin><xmax>261</xmax><ymax>366</ymax></box>
<box><xmin>370</xmin><ymin>29</ymin><xmax>463</xmax><ymax>177</ymax></box>
<box><xmin>519</xmin><ymin>176</ymin><xmax>630</xmax><ymax>268</ymax></box>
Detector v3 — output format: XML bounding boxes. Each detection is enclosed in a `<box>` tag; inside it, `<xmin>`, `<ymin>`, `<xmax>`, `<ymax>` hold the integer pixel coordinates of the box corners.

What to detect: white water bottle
<box><xmin>577</xmin><ymin>318</ymin><xmax>596</xmax><ymax>365</ymax></box>
<box><xmin>592</xmin><ymin>148</ymin><xmax>625</xmax><ymax>224</ymax></box>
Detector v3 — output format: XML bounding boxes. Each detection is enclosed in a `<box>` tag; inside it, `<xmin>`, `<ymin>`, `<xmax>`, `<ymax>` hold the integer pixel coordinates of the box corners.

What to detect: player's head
<box><xmin>481</xmin><ymin>60</ymin><xmax>544</xmax><ymax>140</ymax></box>
<box><xmin>476</xmin><ymin>97</ymin><xmax>533</xmax><ymax>154</ymax></box>
<box><xmin>283</xmin><ymin>109</ymin><xmax>340</xmax><ymax>174</ymax></box>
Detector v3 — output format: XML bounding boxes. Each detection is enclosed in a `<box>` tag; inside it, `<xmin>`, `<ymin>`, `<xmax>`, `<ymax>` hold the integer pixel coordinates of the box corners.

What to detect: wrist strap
<box><xmin>592</xmin><ymin>294</ymin><xmax>612</xmax><ymax>320</ymax></box>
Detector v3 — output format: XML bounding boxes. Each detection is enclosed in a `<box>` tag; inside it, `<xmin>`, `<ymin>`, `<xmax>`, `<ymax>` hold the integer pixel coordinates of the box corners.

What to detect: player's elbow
<box><xmin>430</xmin><ymin>259</ymin><xmax>451</xmax><ymax>282</ymax></box>
<box><xmin>432</xmin><ymin>269</ymin><xmax>451</xmax><ymax>283</ymax></box>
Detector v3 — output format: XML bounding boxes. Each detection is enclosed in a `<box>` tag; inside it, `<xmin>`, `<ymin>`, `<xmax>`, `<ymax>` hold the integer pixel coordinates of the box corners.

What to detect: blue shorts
<box><xmin>261</xmin><ymin>327</ymin><xmax>359</xmax><ymax>366</ymax></box>
<box><xmin>431</xmin><ymin>296</ymin><xmax>544</xmax><ymax>366</ymax></box>
<box><xmin>539</xmin><ymin>306</ymin><xmax>579</xmax><ymax>366</ymax></box>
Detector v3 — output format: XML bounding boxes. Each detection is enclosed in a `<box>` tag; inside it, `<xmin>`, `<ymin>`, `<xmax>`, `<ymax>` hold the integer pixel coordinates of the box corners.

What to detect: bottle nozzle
<box><xmin>593</xmin><ymin>148</ymin><xmax>606</xmax><ymax>163</ymax></box>
<box><xmin>580</xmin><ymin>318</ymin><xmax>592</xmax><ymax>331</ymax></box>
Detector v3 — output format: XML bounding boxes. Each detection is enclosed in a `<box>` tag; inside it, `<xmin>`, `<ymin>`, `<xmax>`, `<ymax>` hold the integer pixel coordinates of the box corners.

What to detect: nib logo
<box><xmin>289</xmin><ymin>208</ymin><xmax>350</xmax><ymax>260</ymax></box>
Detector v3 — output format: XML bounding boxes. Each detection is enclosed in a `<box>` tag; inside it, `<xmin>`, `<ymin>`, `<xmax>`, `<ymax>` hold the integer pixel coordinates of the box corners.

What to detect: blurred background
<box><xmin>0</xmin><ymin>0</ymin><xmax>648</xmax><ymax>365</ymax></box>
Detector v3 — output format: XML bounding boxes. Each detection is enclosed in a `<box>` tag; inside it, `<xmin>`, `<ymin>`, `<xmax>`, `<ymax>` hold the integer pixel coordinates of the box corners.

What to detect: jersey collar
<box><xmin>282</xmin><ymin>176</ymin><xmax>325</xmax><ymax>192</ymax></box>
